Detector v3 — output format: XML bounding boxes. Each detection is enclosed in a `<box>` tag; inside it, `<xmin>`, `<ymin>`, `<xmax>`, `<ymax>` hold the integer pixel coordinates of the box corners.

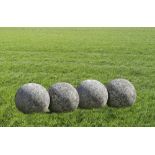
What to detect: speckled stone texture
<box><xmin>106</xmin><ymin>79</ymin><xmax>136</xmax><ymax>107</ymax></box>
<box><xmin>15</xmin><ymin>83</ymin><xmax>50</xmax><ymax>114</ymax></box>
<box><xmin>77</xmin><ymin>80</ymin><xmax>108</xmax><ymax>109</ymax></box>
<box><xmin>48</xmin><ymin>82</ymin><xmax>79</xmax><ymax>112</ymax></box>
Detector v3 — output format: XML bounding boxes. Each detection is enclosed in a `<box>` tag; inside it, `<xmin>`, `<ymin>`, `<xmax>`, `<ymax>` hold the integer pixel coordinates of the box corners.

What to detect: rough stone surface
<box><xmin>48</xmin><ymin>82</ymin><xmax>79</xmax><ymax>112</ymax></box>
<box><xmin>77</xmin><ymin>80</ymin><xmax>108</xmax><ymax>109</ymax></box>
<box><xmin>106</xmin><ymin>79</ymin><xmax>136</xmax><ymax>107</ymax></box>
<box><xmin>15</xmin><ymin>83</ymin><xmax>50</xmax><ymax>113</ymax></box>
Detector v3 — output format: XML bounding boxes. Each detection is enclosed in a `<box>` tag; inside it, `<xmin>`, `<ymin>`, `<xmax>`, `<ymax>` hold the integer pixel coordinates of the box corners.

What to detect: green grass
<box><xmin>0</xmin><ymin>27</ymin><xmax>155</xmax><ymax>127</ymax></box>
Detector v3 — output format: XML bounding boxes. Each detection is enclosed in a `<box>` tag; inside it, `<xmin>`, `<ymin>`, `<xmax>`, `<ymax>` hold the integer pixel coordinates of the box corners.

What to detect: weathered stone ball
<box><xmin>48</xmin><ymin>82</ymin><xmax>79</xmax><ymax>112</ymax></box>
<box><xmin>77</xmin><ymin>80</ymin><xmax>108</xmax><ymax>109</ymax></box>
<box><xmin>15</xmin><ymin>83</ymin><xmax>50</xmax><ymax>114</ymax></box>
<box><xmin>106</xmin><ymin>79</ymin><xmax>136</xmax><ymax>107</ymax></box>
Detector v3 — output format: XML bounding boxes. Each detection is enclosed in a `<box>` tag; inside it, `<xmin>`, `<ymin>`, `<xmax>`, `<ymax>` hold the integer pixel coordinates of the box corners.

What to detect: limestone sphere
<box><xmin>77</xmin><ymin>80</ymin><xmax>108</xmax><ymax>109</ymax></box>
<box><xmin>106</xmin><ymin>79</ymin><xmax>136</xmax><ymax>107</ymax></box>
<box><xmin>15</xmin><ymin>83</ymin><xmax>50</xmax><ymax>114</ymax></box>
<box><xmin>48</xmin><ymin>82</ymin><xmax>79</xmax><ymax>112</ymax></box>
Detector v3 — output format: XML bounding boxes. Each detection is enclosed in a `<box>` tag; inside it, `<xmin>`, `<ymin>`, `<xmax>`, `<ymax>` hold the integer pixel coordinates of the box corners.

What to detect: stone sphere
<box><xmin>48</xmin><ymin>82</ymin><xmax>79</xmax><ymax>112</ymax></box>
<box><xmin>106</xmin><ymin>79</ymin><xmax>136</xmax><ymax>107</ymax></box>
<box><xmin>77</xmin><ymin>80</ymin><xmax>108</xmax><ymax>109</ymax></box>
<box><xmin>15</xmin><ymin>83</ymin><xmax>50</xmax><ymax>114</ymax></box>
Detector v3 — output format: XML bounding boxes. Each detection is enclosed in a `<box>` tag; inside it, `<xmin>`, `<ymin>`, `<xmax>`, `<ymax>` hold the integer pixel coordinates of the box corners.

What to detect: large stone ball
<box><xmin>15</xmin><ymin>83</ymin><xmax>50</xmax><ymax>113</ymax></box>
<box><xmin>106</xmin><ymin>79</ymin><xmax>136</xmax><ymax>107</ymax></box>
<box><xmin>77</xmin><ymin>80</ymin><xmax>108</xmax><ymax>109</ymax></box>
<box><xmin>48</xmin><ymin>82</ymin><xmax>79</xmax><ymax>112</ymax></box>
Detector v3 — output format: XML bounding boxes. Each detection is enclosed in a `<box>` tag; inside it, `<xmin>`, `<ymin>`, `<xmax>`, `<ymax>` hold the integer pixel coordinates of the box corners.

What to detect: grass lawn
<box><xmin>0</xmin><ymin>27</ymin><xmax>155</xmax><ymax>127</ymax></box>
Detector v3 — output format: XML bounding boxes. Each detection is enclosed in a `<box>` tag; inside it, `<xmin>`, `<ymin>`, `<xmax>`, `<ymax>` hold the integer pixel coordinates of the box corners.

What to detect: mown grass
<box><xmin>0</xmin><ymin>27</ymin><xmax>155</xmax><ymax>127</ymax></box>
